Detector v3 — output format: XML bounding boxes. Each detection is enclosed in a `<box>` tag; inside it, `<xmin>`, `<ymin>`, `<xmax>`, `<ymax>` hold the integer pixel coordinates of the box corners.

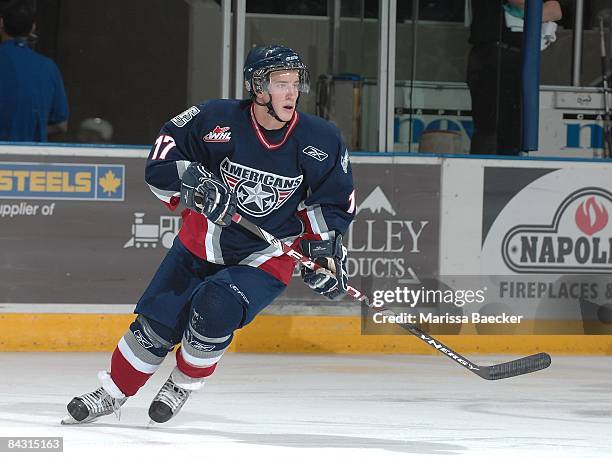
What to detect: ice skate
<box><xmin>61</xmin><ymin>372</ymin><xmax>127</xmax><ymax>425</ymax></box>
<box><xmin>148</xmin><ymin>367</ymin><xmax>204</xmax><ymax>424</ymax></box>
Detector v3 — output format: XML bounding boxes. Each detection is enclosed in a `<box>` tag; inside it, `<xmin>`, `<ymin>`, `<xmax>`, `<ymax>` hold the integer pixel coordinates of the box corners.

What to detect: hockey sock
<box><xmin>175</xmin><ymin>331</ymin><xmax>233</xmax><ymax>379</ymax></box>
<box><xmin>175</xmin><ymin>283</ymin><xmax>241</xmax><ymax>380</ymax></box>
<box><xmin>110</xmin><ymin>315</ymin><xmax>176</xmax><ymax>396</ymax></box>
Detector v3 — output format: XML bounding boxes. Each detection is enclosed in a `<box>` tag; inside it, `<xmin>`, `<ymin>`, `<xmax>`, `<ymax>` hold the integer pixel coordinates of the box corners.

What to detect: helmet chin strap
<box><xmin>253</xmin><ymin>98</ymin><xmax>285</xmax><ymax>124</ymax></box>
<box><xmin>253</xmin><ymin>92</ymin><xmax>301</xmax><ymax>125</ymax></box>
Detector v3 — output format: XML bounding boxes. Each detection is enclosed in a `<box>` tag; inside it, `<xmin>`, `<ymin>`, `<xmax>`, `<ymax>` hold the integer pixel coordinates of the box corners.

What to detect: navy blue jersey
<box><xmin>145</xmin><ymin>99</ymin><xmax>355</xmax><ymax>283</ymax></box>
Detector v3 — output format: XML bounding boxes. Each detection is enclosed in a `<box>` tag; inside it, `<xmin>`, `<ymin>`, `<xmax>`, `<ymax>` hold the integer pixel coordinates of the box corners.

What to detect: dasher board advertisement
<box><xmin>480</xmin><ymin>166</ymin><xmax>612</xmax><ymax>334</ymax></box>
<box><xmin>1</xmin><ymin>154</ymin><xmax>440</xmax><ymax>310</ymax></box>
<box><xmin>0</xmin><ymin>154</ymin><xmax>171</xmax><ymax>306</ymax></box>
<box><xmin>285</xmin><ymin>163</ymin><xmax>441</xmax><ymax>300</ymax></box>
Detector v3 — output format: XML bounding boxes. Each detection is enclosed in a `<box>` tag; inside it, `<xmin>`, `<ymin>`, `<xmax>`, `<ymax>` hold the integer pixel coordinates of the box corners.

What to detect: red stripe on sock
<box><xmin>176</xmin><ymin>348</ymin><xmax>218</xmax><ymax>378</ymax></box>
<box><xmin>110</xmin><ymin>347</ymin><xmax>153</xmax><ymax>396</ymax></box>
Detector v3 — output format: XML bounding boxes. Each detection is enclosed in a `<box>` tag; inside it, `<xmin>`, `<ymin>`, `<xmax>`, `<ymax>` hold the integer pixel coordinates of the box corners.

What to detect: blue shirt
<box><xmin>0</xmin><ymin>39</ymin><xmax>69</xmax><ymax>142</ymax></box>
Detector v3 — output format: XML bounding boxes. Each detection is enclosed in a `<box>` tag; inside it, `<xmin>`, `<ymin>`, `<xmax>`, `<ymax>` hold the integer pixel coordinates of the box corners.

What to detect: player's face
<box><xmin>266</xmin><ymin>70</ymin><xmax>300</xmax><ymax>121</ymax></box>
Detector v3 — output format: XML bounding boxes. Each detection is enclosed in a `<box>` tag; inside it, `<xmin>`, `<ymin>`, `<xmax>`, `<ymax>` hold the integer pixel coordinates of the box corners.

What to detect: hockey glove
<box><xmin>300</xmin><ymin>233</ymin><xmax>348</xmax><ymax>300</ymax></box>
<box><xmin>181</xmin><ymin>163</ymin><xmax>237</xmax><ymax>227</ymax></box>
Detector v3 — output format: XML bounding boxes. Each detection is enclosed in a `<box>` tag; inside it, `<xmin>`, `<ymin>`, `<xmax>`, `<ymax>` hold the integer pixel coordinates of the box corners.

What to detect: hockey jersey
<box><xmin>145</xmin><ymin>99</ymin><xmax>355</xmax><ymax>284</ymax></box>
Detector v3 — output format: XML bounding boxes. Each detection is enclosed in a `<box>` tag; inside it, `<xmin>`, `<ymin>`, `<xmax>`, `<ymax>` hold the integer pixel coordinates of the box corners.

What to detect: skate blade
<box><xmin>60</xmin><ymin>414</ymin><xmax>79</xmax><ymax>425</ymax></box>
<box><xmin>60</xmin><ymin>414</ymin><xmax>95</xmax><ymax>425</ymax></box>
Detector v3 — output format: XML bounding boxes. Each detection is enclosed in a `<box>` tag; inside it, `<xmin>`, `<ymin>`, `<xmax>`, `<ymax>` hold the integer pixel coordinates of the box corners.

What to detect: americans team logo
<box><xmin>204</xmin><ymin>125</ymin><xmax>232</xmax><ymax>142</ymax></box>
<box><xmin>219</xmin><ymin>158</ymin><xmax>303</xmax><ymax>217</ymax></box>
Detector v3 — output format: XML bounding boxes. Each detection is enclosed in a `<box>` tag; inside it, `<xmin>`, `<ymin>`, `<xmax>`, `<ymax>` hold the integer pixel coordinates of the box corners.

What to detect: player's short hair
<box><xmin>1</xmin><ymin>1</ymin><xmax>35</xmax><ymax>37</ymax></box>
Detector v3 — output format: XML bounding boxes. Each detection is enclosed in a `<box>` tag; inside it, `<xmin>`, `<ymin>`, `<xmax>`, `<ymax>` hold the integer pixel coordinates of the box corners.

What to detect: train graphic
<box><xmin>123</xmin><ymin>212</ymin><xmax>181</xmax><ymax>249</ymax></box>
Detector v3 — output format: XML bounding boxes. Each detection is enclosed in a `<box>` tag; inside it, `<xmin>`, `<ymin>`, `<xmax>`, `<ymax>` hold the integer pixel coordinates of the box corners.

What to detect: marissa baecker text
<box><xmin>371</xmin><ymin>312</ymin><xmax>524</xmax><ymax>325</ymax></box>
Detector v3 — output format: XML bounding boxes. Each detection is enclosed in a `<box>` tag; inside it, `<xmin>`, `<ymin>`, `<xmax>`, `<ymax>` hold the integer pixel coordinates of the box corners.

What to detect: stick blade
<box><xmin>481</xmin><ymin>352</ymin><xmax>551</xmax><ymax>380</ymax></box>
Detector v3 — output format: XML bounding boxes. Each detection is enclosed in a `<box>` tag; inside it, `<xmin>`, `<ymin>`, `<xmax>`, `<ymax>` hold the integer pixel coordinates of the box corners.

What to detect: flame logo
<box><xmin>575</xmin><ymin>197</ymin><xmax>609</xmax><ymax>236</ymax></box>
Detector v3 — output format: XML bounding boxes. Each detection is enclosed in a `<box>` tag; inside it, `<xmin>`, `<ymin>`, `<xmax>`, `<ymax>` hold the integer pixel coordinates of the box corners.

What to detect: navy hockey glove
<box><xmin>300</xmin><ymin>233</ymin><xmax>348</xmax><ymax>300</ymax></box>
<box><xmin>181</xmin><ymin>163</ymin><xmax>237</xmax><ymax>227</ymax></box>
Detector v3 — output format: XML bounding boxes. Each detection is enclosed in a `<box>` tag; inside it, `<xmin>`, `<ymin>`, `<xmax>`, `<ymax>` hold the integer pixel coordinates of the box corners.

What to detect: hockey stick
<box><xmin>231</xmin><ymin>213</ymin><xmax>551</xmax><ymax>380</ymax></box>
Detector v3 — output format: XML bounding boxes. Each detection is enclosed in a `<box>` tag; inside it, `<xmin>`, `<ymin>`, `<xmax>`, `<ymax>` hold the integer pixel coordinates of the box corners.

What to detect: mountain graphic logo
<box><xmin>356</xmin><ymin>186</ymin><xmax>396</xmax><ymax>216</ymax></box>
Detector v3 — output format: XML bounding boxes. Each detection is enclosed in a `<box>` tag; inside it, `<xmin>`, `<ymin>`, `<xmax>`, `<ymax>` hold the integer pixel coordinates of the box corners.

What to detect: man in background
<box><xmin>467</xmin><ymin>0</ymin><xmax>561</xmax><ymax>155</ymax></box>
<box><xmin>0</xmin><ymin>0</ymin><xmax>68</xmax><ymax>141</ymax></box>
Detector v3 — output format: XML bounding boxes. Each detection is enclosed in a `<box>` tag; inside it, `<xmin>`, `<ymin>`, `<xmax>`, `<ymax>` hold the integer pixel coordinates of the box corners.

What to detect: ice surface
<box><xmin>0</xmin><ymin>353</ymin><xmax>611</xmax><ymax>458</ymax></box>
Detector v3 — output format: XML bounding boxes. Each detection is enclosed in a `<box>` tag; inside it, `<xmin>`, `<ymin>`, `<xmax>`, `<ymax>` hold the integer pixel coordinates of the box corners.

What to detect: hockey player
<box><xmin>62</xmin><ymin>45</ymin><xmax>355</xmax><ymax>425</ymax></box>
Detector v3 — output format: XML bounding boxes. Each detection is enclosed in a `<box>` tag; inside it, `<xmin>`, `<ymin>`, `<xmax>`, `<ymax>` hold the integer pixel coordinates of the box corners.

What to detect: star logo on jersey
<box><xmin>204</xmin><ymin>125</ymin><xmax>232</xmax><ymax>143</ymax></box>
<box><xmin>302</xmin><ymin>145</ymin><xmax>328</xmax><ymax>162</ymax></box>
<box><xmin>238</xmin><ymin>182</ymin><xmax>276</xmax><ymax>211</ymax></box>
<box><xmin>220</xmin><ymin>158</ymin><xmax>303</xmax><ymax>217</ymax></box>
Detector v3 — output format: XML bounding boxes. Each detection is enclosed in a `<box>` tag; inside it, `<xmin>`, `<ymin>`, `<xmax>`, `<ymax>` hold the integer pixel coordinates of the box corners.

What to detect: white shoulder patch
<box><xmin>171</xmin><ymin>106</ymin><xmax>201</xmax><ymax>128</ymax></box>
<box><xmin>341</xmin><ymin>149</ymin><xmax>350</xmax><ymax>173</ymax></box>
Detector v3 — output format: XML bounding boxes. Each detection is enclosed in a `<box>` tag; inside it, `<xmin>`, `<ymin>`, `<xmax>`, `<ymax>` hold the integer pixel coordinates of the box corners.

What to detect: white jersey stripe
<box><xmin>306</xmin><ymin>206</ymin><xmax>330</xmax><ymax>238</ymax></box>
<box><xmin>240</xmin><ymin>244</ymin><xmax>281</xmax><ymax>268</ymax></box>
<box><xmin>312</xmin><ymin>206</ymin><xmax>330</xmax><ymax>234</ymax></box>
<box><xmin>239</xmin><ymin>234</ymin><xmax>299</xmax><ymax>267</ymax></box>
<box><xmin>204</xmin><ymin>221</ymin><xmax>224</xmax><ymax>263</ymax></box>
<box><xmin>147</xmin><ymin>184</ymin><xmax>179</xmax><ymax>204</ymax></box>
<box><xmin>204</xmin><ymin>220</ymin><xmax>215</xmax><ymax>260</ymax></box>
<box><xmin>241</xmin><ymin>252</ymin><xmax>275</xmax><ymax>268</ymax></box>
<box><xmin>175</xmin><ymin>160</ymin><xmax>191</xmax><ymax>179</ymax></box>
<box><xmin>306</xmin><ymin>207</ymin><xmax>321</xmax><ymax>234</ymax></box>
<box><xmin>117</xmin><ymin>337</ymin><xmax>160</xmax><ymax>374</ymax></box>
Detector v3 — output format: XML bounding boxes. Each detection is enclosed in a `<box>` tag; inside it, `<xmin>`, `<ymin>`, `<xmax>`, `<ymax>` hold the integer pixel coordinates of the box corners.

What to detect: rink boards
<box><xmin>1</xmin><ymin>144</ymin><xmax>612</xmax><ymax>353</ymax></box>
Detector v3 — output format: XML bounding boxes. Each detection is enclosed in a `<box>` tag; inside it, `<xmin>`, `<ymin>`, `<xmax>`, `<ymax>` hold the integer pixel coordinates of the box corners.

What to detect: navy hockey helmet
<box><xmin>243</xmin><ymin>45</ymin><xmax>310</xmax><ymax>97</ymax></box>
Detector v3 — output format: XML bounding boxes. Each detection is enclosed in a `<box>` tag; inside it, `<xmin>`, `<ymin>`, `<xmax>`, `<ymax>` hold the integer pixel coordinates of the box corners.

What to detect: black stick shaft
<box><xmin>231</xmin><ymin>213</ymin><xmax>551</xmax><ymax>380</ymax></box>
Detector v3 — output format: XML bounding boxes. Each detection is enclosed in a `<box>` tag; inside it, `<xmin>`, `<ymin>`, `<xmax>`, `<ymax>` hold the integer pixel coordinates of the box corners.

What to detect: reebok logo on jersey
<box><xmin>302</xmin><ymin>146</ymin><xmax>328</xmax><ymax>162</ymax></box>
<box><xmin>220</xmin><ymin>158</ymin><xmax>303</xmax><ymax>217</ymax></box>
<box><xmin>204</xmin><ymin>126</ymin><xmax>232</xmax><ymax>143</ymax></box>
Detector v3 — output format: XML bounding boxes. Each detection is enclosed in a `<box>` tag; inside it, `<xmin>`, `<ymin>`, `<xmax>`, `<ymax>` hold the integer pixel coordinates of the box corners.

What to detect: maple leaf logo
<box><xmin>99</xmin><ymin>170</ymin><xmax>121</xmax><ymax>196</ymax></box>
